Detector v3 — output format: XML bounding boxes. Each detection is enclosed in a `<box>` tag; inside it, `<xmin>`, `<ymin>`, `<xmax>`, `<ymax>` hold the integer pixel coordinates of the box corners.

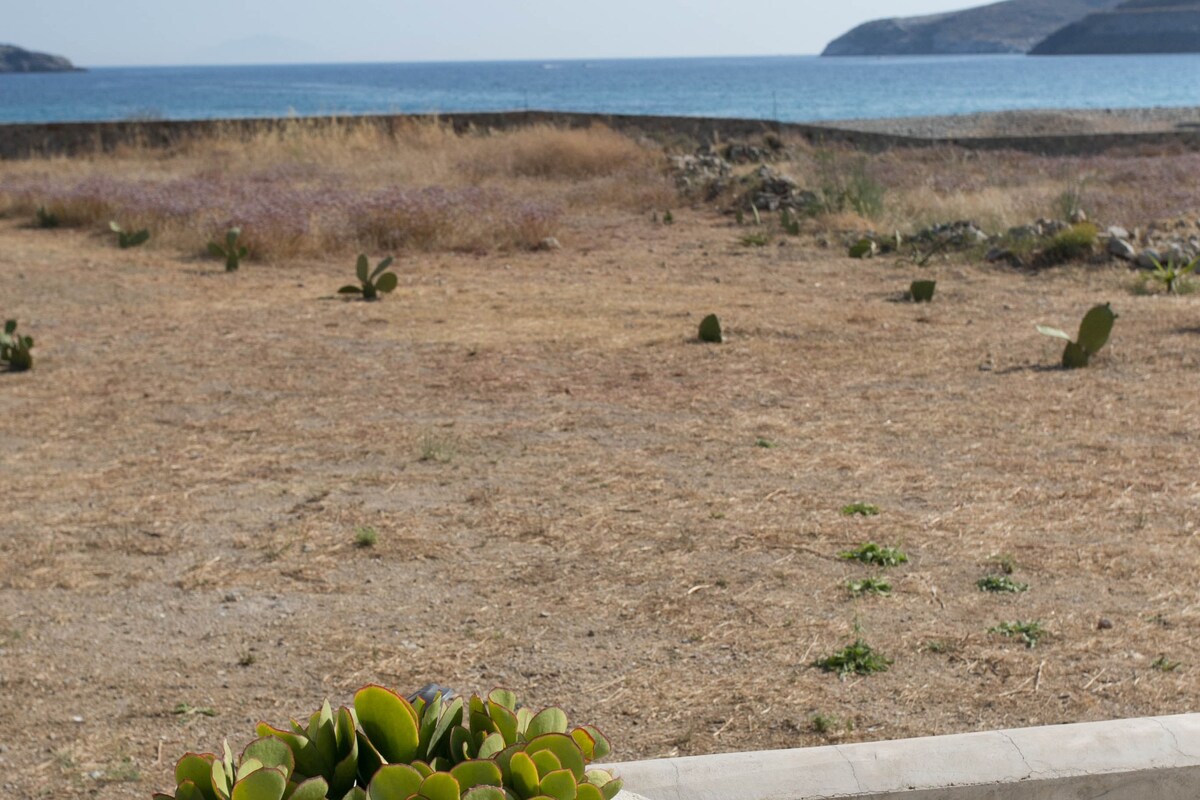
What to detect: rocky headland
<box><xmin>1031</xmin><ymin>0</ymin><xmax>1200</xmax><ymax>54</ymax></box>
<box><xmin>821</xmin><ymin>0</ymin><xmax>1121</xmax><ymax>56</ymax></box>
<box><xmin>0</xmin><ymin>44</ymin><xmax>80</xmax><ymax>73</ymax></box>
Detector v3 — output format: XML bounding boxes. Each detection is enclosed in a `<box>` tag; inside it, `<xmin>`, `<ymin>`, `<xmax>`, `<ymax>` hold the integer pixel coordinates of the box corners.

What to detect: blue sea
<box><xmin>2</xmin><ymin>54</ymin><xmax>1200</xmax><ymax>125</ymax></box>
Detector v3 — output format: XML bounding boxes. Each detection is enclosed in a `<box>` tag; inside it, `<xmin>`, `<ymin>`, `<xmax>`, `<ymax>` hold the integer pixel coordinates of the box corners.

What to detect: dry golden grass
<box><xmin>0</xmin><ymin>120</ymin><xmax>673</xmax><ymax>260</ymax></box>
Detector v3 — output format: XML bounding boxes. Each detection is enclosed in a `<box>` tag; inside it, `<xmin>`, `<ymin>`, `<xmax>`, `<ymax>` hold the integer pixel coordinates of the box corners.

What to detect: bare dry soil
<box><xmin>1</xmin><ymin>210</ymin><xmax>1198</xmax><ymax>799</ymax></box>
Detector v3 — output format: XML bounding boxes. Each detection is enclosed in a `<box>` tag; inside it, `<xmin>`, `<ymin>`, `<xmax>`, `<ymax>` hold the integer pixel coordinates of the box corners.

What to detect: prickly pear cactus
<box><xmin>908</xmin><ymin>280</ymin><xmax>936</xmax><ymax>303</ymax></box>
<box><xmin>698</xmin><ymin>314</ymin><xmax>723</xmax><ymax>343</ymax></box>
<box><xmin>849</xmin><ymin>239</ymin><xmax>876</xmax><ymax>259</ymax></box>
<box><xmin>1037</xmin><ymin>303</ymin><xmax>1117</xmax><ymax>369</ymax></box>
<box><xmin>1</xmin><ymin>319</ymin><xmax>33</xmax><ymax>372</ymax></box>
<box><xmin>1075</xmin><ymin>303</ymin><xmax>1116</xmax><ymax>357</ymax></box>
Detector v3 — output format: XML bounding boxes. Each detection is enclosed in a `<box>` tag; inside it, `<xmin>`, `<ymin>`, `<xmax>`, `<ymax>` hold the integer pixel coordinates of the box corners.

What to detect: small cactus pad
<box><xmin>698</xmin><ymin>314</ymin><xmax>723</xmax><ymax>343</ymax></box>
<box><xmin>909</xmin><ymin>280</ymin><xmax>936</xmax><ymax>302</ymax></box>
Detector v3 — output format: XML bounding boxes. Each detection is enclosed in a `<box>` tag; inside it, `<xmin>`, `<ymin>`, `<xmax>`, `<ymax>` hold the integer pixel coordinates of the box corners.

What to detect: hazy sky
<box><xmin>6</xmin><ymin>1</ymin><xmax>978</xmax><ymax>66</ymax></box>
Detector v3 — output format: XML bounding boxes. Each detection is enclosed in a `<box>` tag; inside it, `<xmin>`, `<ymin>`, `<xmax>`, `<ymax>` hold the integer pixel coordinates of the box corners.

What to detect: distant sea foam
<box><xmin>2</xmin><ymin>54</ymin><xmax>1199</xmax><ymax>125</ymax></box>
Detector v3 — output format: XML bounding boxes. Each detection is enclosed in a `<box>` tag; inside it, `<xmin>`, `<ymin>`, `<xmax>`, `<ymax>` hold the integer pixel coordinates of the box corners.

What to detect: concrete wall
<box><xmin>3</xmin><ymin>110</ymin><xmax>1200</xmax><ymax>161</ymax></box>
<box><xmin>609</xmin><ymin>713</ymin><xmax>1200</xmax><ymax>800</ymax></box>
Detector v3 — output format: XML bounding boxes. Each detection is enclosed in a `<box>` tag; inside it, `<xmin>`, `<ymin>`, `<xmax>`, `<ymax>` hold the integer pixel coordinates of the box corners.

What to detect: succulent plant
<box><xmin>848</xmin><ymin>239</ymin><xmax>876</xmax><ymax>259</ymax></box>
<box><xmin>1147</xmin><ymin>254</ymin><xmax>1198</xmax><ymax>295</ymax></box>
<box><xmin>907</xmin><ymin>280</ymin><xmax>936</xmax><ymax>303</ymax></box>
<box><xmin>698</xmin><ymin>314</ymin><xmax>722</xmax><ymax>343</ymax></box>
<box><xmin>154</xmin><ymin>687</ymin><xmax>621</xmax><ymax>800</ymax></box>
<box><xmin>208</xmin><ymin>228</ymin><xmax>250</xmax><ymax>272</ymax></box>
<box><xmin>35</xmin><ymin>206</ymin><xmax>60</xmax><ymax>229</ymax></box>
<box><xmin>779</xmin><ymin>208</ymin><xmax>800</xmax><ymax>236</ymax></box>
<box><xmin>340</xmin><ymin>255</ymin><xmax>398</xmax><ymax>301</ymax></box>
<box><xmin>1037</xmin><ymin>303</ymin><xmax>1117</xmax><ymax>369</ymax></box>
<box><xmin>256</xmin><ymin>700</ymin><xmax>360</xmax><ymax>798</ymax></box>
<box><xmin>1</xmin><ymin>319</ymin><xmax>33</xmax><ymax>372</ymax></box>
<box><xmin>153</xmin><ymin>738</ymin><xmax>331</xmax><ymax>800</ymax></box>
<box><xmin>110</xmin><ymin>220</ymin><xmax>151</xmax><ymax>248</ymax></box>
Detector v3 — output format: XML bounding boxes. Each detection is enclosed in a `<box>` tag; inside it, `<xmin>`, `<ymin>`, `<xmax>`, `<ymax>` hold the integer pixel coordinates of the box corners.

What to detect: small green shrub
<box><xmin>109</xmin><ymin>220</ymin><xmax>150</xmax><ymax>249</ymax></box>
<box><xmin>812</xmin><ymin>152</ymin><xmax>885</xmax><ymax>219</ymax></box>
<box><xmin>698</xmin><ymin>314</ymin><xmax>723</xmax><ymax>343</ymax></box>
<box><xmin>977</xmin><ymin>575</ymin><xmax>1029</xmax><ymax>593</ymax></box>
<box><xmin>810</xmin><ymin>713</ymin><xmax>849</xmax><ymax>736</ymax></box>
<box><xmin>35</xmin><ymin>206</ymin><xmax>60</xmax><ymax>229</ymax></box>
<box><xmin>989</xmin><ymin>553</ymin><xmax>1017</xmax><ymax>575</ymax></box>
<box><xmin>989</xmin><ymin>620</ymin><xmax>1044</xmax><ymax>648</ymax></box>
<box><xmin>1037</xmin><ymin>303</ymin><xmax>1117</xmax><ymax>369</ymax></box>
<box><xmin>1039</xmin><ymin>222</ymin><xmax>1097</xmax><ymax>265</ymax></box>
<box><xmin>754</xmin><ymin>438</ymin><xmax>777</xmax><ymax>449</ymax></box>
<box><xmin>848</xmin><ymin>239</ymin><xmax>876</xmax><ymax>259</ymax></box>
<box><xmin>841</xmin><ymin>503</ymin><xmax>880</xmax><ymax>517</ymax></box>
<box><xmin>814</xmin><ymin>639</ymin><xmax>892</xmax><ymax>678</ymax></box>
<box><xmin>740</xmin><ymin>231</ymin><xmax>770</xmax><ymax>247</ymax></box>
<box><xmin>354</xmin><ymin>527</ymin><xmax>379</xmax><ymax>548</ymax></box>
<box><xmin>662</xmin><ymin>210</ymin><xmax>674</xmax><ymax>225</ymax></box>
<box><xmin>154</xmin><ymin>687</ymin><xmax>622</xmax><ymax>800</ymax></box>
<box><xmin>1151</xmin><ymin>655</ymin><xmax>1181</xmax><ymax>672</ymax></box>
<box><xmin>840</xmin><ymin>543</ymin><xmax>907</xmax><ymax>567</ymax></box>
<box><xmin>208</xmin><ymin>227</ymin><xmax>250</xmax><ymax>272</ymax></box>
<box><xmin>780</xmin><ymin>208</ymin><xmax>800</xmax><ymax>236</ymax></box>
<box><xmin>1</xmin><ymin>319</ymin><xmax>33</xmax><ymax>372</ymax></box>
<box><xmin>340</xmin><ymin>255</ymin><xmax>399</xmax><ymax>301</ymax></box>
<box><xmin>847</xmin><ymin>577</ymin><xmax>892</xmax><ymax>597</ymax></box>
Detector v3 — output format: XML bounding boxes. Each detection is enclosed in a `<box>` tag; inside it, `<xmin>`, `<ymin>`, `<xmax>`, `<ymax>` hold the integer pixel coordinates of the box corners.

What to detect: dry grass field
<box><xmin>1</xmin><ymin>122</ymin><xmax>1199</xmax><ymax>799</ymax></box>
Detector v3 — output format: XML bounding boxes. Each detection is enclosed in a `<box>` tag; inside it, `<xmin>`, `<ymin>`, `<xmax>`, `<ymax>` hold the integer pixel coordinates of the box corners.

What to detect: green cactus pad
<box><xmin>849</xmin><ymin>239</ymin><xmax>875</xmax><ymax>259</ymax></box>
<box><xmin>698</xmin><ymin>314</ymin><xmax>723</xmax><ymax>343</ymax></box>
<box><xmin>1076</xmin><ymin>303</ymin><xmax>1116</xmax><ymax>356</ymax></box>
<box><xmin>909</xmin><ymin>280</ymin><xmax>936</xmax><ymax>303</ymax></box>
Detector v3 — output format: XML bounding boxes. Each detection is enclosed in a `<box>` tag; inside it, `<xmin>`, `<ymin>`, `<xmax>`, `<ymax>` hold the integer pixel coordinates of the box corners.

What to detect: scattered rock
<box><xmin>1137</xmin><ymin>248</ymin><xmax>1162</xmax><ymax>270</ymax></box>
<box><xmin>1106</xmin><ymin>225</ymin><xmax>1130</xmax><ymax>241</ymax></box>
<box><xmin>535</xmin><ymin>236</ymin><xmax>562</xmax><ymax>252</ymax></box>
<box><xmin>1108</xmin><ymin>238</ymin><xmax>1136</xmax><ymax>261</ymax></box>
<box><xmin>1097</xmin><ymin>618</ymin><xmax>1114</xmax><ymax>630</ymax></box>
<box><xmin>1069</xmin><ymin>209</ymin><xmax>1088</xmax><ymax>224</ymax></box>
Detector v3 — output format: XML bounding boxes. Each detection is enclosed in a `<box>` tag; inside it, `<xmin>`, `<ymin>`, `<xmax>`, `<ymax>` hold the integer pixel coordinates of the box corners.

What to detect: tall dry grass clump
<box><xmin>0</xmin><ymin>119</ymin><xmax>672</xmax><ymax>260</ymax></box>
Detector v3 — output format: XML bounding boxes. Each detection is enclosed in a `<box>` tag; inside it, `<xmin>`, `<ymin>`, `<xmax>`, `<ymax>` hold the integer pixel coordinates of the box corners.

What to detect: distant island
<box><xmin>821</xmin><ymin>0</ymin><xmax>1122</xmax><ymax>56</ymax></box>
<box><xmin>1031</xmin><ymin>0</ymin><xmax>1200</xmax><ymax>54</ymax></box>
<box><xmin>0</xmin><ymin>44</ymin><xmax>80</xmax><ymax>73</ymax></box>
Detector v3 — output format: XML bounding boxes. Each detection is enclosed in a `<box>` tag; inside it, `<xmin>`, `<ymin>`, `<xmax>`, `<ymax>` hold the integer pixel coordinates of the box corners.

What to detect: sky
<box><xmin>5</xmin><ymin>1</ymin><xmax>979</xmax><ymax>67</ymax></box>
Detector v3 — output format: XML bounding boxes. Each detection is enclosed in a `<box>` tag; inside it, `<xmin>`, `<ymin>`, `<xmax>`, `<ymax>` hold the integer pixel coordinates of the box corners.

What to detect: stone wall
<box><xmin>2</xmin><ymin>110</ymin><xmax>1200</xmax><ymax>161</ymax></box>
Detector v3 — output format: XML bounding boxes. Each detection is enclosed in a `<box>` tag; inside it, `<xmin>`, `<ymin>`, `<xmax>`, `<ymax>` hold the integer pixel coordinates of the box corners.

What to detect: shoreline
<box><xmin>3</xmin><ymin>106</ymin><xmax>1200</xmax><ymax>160</ymax></box>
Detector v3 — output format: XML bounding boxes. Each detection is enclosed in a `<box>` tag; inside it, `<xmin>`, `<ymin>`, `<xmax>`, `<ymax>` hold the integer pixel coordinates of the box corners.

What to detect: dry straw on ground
<box><xmin>1</xmin><ymin>122</ymin><xmax>1199</xmax><ymax>800</ymax></box>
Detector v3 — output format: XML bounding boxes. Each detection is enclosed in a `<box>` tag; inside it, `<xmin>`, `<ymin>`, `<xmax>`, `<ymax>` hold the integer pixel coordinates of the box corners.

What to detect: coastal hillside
<box><xmin>0</xmin><ymin>44</ymin><xmax>78</xmax><ymax>73</ymax></box>
<box><xmin>1031</xmin><ymin>0</ymin><xmax>1200</xmax><ymax>54</ymax></box>
<box><xmin>822</xmin><ymin>0</ymin><xmax>1121</xmax><ymax>56</ymax></box>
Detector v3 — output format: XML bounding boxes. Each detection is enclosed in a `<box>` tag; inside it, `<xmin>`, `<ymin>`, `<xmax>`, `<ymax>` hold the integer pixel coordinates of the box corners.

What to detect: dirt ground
<box><xmin>1</xmin><ymin>207</ymin><xmax>1198</xmax><ymax>799</ymax></box>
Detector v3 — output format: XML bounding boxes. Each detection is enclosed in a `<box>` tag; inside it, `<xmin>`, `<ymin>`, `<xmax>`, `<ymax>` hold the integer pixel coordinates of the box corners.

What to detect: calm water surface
<box><xmin>2</xmin><ymin>55</ymin><xmax>1199</xmax><ymax>124</ymax></box>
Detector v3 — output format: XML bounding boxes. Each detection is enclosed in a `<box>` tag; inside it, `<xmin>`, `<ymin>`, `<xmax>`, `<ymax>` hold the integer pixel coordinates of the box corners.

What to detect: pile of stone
<box><xmin>668</xmin><ymin>153</ymin><xmax>732</xmax><ymax>199</ymax></box>
<box><xmin>1106</xmin><ymin>217</ymin><xmax>1200</xmax><ymax>269</ymax></box>
<box><xmin>739</xmin><ymin>166</ymin><xmax>820</xmax><ymax>213</ymax></box>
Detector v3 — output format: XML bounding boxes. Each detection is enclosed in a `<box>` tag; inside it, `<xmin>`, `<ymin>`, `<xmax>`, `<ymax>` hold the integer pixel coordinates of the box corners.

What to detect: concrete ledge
<box><xmin>610</xmin><ymin>713</ymin><xmax>1200</xmax><ymax>799</ymax></box>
